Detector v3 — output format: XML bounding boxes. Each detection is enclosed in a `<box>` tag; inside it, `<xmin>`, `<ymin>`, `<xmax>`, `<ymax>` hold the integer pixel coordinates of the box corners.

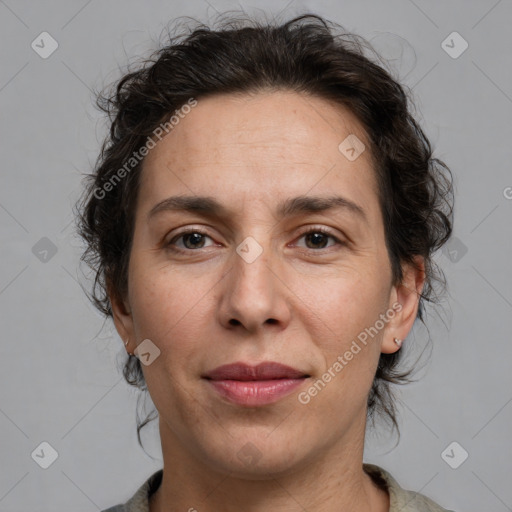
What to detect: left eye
<box><xmin>295</xmin><ymin>229</ymin><xmax>341</xmax><ymax>250</ymax></box>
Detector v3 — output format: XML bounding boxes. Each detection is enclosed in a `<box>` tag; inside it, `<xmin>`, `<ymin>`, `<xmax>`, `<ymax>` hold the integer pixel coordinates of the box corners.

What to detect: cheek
<box><xmin>129</xmin><ymin>266</ymin><xmax>211</xmax><ymax>408</ymax></box>
<box><xmin>126</xmin><ymin>269</ymin><xmax>214</xmax><ymax>380</ymax></box>
<box><xmin>295</xmin><ymin>273</ymin><xmax>389</xmax><ymax>411</ymax></box>
<box><xmin>299</xmin><ymin>268</ymin><xmax>387</xmax><ymax>343</ymax></box>
<box><xmin>300</xmin><ymin>286</ymin><xmax>384</xmax><ymax>414</ymax></box>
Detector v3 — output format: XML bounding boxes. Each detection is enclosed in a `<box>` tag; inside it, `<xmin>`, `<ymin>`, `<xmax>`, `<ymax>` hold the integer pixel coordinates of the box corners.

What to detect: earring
<box><xmin>393</xmin><ymin>337</ymin><xmax>403</xmax><ymax>348</ymax></box>
<box><xmin>124</xmin><ymin>338</ymin><xmax>133</xmax><ymax>356</ymax></box>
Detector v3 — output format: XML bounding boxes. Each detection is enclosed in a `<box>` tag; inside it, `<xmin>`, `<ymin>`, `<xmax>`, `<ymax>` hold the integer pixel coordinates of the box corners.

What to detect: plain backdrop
<box><xmin>1</xmin><ymin>0</ymin><xmax>511</xmax><ymax>511</ymax></box>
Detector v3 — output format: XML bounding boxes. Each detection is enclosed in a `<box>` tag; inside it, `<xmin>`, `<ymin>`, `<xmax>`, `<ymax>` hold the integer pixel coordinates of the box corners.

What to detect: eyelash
<box><xmin>166</xmin><ymin>226</ymin><xmax>345</xmax><ymax>254</ymax></box>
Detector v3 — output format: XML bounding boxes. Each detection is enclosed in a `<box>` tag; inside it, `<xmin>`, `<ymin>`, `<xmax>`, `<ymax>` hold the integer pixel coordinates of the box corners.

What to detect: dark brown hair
<box><xmin>75</xmin><ymin>12</ymin><xmax>454</xmax><ymax>447</ymax></box>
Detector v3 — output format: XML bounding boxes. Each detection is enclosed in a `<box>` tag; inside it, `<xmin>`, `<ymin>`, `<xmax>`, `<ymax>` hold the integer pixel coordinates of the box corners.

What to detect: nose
<box><xmin>216</xmin><ymin>237</ymin><xmax>292</xmax><ymax>334</ymax></box>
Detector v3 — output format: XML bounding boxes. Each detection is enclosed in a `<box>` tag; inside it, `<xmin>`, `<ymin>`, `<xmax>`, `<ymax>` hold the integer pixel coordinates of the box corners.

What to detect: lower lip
<box><xmin>205</xmin><ymin>378</ymin><xmax>307</xmax><ymax>406</ymax></box>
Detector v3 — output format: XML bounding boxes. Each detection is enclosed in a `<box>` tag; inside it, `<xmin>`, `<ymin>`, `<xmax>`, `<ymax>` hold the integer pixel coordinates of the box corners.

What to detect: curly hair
<box><xmin>74</xmin><ymin>11</ymin><xmax>454</xmax><ymax>448</ymax></box>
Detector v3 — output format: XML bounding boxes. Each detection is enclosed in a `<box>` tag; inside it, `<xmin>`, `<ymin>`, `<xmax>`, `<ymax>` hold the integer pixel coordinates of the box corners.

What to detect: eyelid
<box><xmin>294</xmin><ymin>224</ymin><xmax>340</xmax><ymax>238</ymax></box>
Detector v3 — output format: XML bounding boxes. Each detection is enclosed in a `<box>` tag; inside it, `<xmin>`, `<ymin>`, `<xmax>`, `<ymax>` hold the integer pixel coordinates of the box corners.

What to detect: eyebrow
<box><xmin>147</xmin><ymin>194</ymin><xmax>368</xmax><ymax>224</ymax></box>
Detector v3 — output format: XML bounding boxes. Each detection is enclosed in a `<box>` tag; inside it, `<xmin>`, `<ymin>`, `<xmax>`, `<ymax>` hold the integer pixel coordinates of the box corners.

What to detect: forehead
<box><xmin>138</xmin><ymin>90</ymin><xmax>379</xmax><ymax>220</ymax></box>
<box><xmin>145</xmin><ymin>90</ymin><xmax>369</xmax><ymax>164</ymax></box>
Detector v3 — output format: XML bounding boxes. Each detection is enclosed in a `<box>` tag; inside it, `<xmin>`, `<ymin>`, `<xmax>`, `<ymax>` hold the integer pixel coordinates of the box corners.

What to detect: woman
<box><xmin>76</xmin><ymin>12</ymin><xmax>455</xmax><ymax>512</ymax></box>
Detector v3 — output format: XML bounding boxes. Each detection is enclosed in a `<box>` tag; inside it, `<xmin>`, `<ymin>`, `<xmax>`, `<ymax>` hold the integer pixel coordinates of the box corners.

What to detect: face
<box><xmin>111</xmin><ymin>90</ymin><xmax>423</xmax><ymax>477</ymax></box>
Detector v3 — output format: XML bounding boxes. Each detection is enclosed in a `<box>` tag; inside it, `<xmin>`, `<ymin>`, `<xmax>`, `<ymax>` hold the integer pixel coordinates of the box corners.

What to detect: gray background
<box><xmin>1</xmin><ymin>0</ymin><xmax>511</xmax><ymax>510</ymax></box>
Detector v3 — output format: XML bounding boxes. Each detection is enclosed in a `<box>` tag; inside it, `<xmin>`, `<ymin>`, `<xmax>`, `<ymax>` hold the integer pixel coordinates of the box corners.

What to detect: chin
<box><xmin>198</xmin><ymin>431</ymin><xmax>310</xmax><ymax>479</ymax></box>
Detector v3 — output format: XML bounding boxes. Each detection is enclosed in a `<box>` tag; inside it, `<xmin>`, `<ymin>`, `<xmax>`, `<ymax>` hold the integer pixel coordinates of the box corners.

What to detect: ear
<box><xmin>381</xmin><ymin>255</ymin><xmax>426</xmax><ymax>354</ymax></box>
<box><xmin>107</xmin><ymin>281</ymin><xmax>135</xmax><ymax>352</ymax></box>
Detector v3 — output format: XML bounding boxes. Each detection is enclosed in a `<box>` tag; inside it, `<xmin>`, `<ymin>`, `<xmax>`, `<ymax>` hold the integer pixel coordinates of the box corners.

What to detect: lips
<box><xmin>203</xmin><ymin>361</ymin><xmax>309</xmax><ymax>381</ymax></box>
<box><xmin>202</xmin><ymin>362</ymin><xmax>310</xmax><ymax>406</ymax></box>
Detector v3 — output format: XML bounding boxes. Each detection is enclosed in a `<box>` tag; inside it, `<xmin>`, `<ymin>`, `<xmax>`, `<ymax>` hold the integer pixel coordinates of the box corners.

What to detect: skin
<box><xmin>110</xmin><ymin>90</ymin><xmax>425</xmax><ymax>512</ymax></box>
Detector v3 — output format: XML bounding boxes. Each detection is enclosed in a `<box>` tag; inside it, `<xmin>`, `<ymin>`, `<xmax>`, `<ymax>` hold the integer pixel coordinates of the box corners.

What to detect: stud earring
<box><xmin>124</xmin><ymin>338</ymin><xmax>133</xmax><ymax>356</ymax></box>
<box><xmin>393</xmin><ymin>337</ymin><xmax>403</xmax><ymax>348</ymax></box>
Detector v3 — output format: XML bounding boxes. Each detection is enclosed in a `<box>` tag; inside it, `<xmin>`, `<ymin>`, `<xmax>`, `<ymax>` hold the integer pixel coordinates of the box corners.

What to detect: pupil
<box><xmin>186</xmin><ymin>233</ymin><xmax>204</xmax><ymax>248</ymax></box>
<box><xmin>307</xmin><ymin>232</ymin><xmax>327</xmax><ymax>249</ymax></box>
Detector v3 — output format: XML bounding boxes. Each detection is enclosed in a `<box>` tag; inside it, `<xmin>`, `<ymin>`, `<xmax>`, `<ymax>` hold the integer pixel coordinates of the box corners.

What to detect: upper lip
<box><xmin>203</xmin><ymin>362</ymin><xmax>309</xmax><ymax>381</ymax></box>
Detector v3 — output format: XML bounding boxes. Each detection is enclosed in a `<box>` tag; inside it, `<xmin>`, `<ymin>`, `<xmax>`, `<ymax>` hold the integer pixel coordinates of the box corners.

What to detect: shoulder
<box><xmin>363</xmin><ymin>463</ymin><xmax>456</xmax><ymax>512</ymax></box>
<box><xmin>100</xmin><ymin>469</ymin><xmax>163</xmax><ymax>512</ymax></box>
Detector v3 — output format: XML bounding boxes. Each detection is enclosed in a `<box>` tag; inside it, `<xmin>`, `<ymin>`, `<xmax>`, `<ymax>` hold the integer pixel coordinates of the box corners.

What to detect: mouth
<box><xmin>202</xmin><ymin>361</ymin><xmax>310</xmax><ymax>406</ymax></box>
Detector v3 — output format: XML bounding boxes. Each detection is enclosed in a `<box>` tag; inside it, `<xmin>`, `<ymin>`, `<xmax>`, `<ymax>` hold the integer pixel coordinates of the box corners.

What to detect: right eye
<box><xmin>167</xmin><ymin>229</ymin><xmax>216</xmax><ymax>252</ymax></box>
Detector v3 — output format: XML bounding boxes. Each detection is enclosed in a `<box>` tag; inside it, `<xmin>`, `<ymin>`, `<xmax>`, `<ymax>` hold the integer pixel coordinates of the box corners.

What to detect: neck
<box><xmin>149</xmin><ymin>417</ymin><xmax>389</xmax><ymax>512</ymax></box>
